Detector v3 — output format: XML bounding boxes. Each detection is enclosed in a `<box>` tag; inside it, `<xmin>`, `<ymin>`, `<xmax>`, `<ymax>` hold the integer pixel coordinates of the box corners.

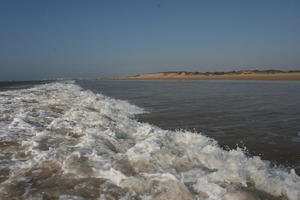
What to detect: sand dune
<box><xmin>116</xmin><ymin>70</ymin><xmax>300</xmax><ymax>81</ymax></box>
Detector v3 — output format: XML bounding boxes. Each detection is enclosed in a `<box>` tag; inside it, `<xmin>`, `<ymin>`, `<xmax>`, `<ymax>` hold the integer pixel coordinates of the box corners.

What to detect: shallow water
<box><xmin>0</xmin><ymin>81</ymin><xmax>300</xmax><ymax>200</ymax></box>
<box><xmin>77</xmin><ymin>80</ymin><xmax>300</xmax><ymax>173</ymax></box>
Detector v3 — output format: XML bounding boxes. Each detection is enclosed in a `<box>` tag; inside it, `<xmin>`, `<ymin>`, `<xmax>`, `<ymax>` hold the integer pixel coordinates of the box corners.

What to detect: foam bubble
<box><xmin>0</xmin><ymin>82</ymin><xmax>299</xmax><ymax>200</ymax></box>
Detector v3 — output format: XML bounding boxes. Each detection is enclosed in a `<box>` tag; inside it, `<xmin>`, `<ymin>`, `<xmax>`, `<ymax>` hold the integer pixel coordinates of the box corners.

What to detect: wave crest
<box><xmin>0</xmin><ymin>82</ymin><xmax>299</xmax><ymax>200</ymax></box>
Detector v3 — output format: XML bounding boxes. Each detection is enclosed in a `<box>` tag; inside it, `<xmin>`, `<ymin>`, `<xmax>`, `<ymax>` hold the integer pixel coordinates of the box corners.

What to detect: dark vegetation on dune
<box><xmin>147</xmin><ymin>69</ymin><xmax>300</xmax><ymax>76</ymax></box>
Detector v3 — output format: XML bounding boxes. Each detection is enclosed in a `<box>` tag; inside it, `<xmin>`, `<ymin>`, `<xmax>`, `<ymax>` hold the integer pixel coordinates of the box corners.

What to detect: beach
<box><xmin>117</xmin><ymin>71</ymin><xmax>300</xmax><ymax>81</ymax></box>
<box><xmin>1</xmin><ymin>0</ymin><xmax>300</xmax><ymax>199</ymax></box>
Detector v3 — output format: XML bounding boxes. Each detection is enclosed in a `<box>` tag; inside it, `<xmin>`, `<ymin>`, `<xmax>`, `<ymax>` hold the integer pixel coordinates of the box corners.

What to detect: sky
<box><xmin>0</xmin><ymin>0</ymin><xmax>300</xmax><ymax>81</ymax></box>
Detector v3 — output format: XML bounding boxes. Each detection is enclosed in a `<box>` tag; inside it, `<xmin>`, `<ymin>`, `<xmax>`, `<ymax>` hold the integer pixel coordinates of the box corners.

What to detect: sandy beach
<box><xmin>116</xmin><ymin>71</ymin><xmax>300</xmax><ymax>81</ymax></box>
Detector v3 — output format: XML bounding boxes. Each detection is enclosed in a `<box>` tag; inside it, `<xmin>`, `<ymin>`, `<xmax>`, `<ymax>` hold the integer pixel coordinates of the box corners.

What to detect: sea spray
<box><xmin>0</xmin><ymin>82</ymin><xmax>299</xmax><ymax>200</ymax></box>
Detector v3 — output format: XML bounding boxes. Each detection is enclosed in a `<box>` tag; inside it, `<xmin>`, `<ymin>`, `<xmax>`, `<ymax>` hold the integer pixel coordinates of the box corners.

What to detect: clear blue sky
<box><xmin>1</xmin><ymin>0</ymin><xmax>300</xmax><ymax>81</ymax></box>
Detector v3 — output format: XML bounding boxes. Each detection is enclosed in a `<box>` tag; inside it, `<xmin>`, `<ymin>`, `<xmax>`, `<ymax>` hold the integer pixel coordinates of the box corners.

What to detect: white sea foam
<box><xmin>0</xmin><ymin>82</ymin><xmax>299</xmax><ymax>200</ymax></box>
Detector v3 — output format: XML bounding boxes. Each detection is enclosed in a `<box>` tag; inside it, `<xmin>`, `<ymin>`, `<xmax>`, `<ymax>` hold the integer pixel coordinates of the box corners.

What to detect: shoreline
<box><xmin>114</xmin><ymin>71</ymin><xmax>300</xmax><ymax>81</ymax></box>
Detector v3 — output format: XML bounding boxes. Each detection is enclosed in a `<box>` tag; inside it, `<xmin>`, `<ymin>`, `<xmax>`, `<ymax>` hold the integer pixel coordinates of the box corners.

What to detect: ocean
<box><xmin>0</xmin><ymin>80</ymin><xmax>299</xmax><ymax>200</ymax></box>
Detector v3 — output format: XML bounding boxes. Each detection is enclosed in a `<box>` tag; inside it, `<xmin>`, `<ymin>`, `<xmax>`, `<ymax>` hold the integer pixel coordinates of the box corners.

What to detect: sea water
<box><xmin>78</xmin><ymin>80</ymin><xmax>300</xmax><ymax>173</ymax></box>
<box><xmin>0</xmin><ymin>81</ymin><xmax>299</xmax><ymax>200</ymax></box>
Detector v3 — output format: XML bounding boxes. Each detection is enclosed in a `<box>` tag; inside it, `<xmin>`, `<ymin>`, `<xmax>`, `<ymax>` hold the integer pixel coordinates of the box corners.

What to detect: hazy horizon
<box><xmin>1</xmin><ymin>0</ymin><xmax>300</xmax><ymax>81</ymax></box>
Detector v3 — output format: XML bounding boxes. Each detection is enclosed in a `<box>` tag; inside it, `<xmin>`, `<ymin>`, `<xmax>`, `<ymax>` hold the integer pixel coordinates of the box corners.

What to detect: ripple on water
<box><xmin>0</xmin><ymin>82</ymin><xmax>299</xmax><ymax>200</ymax></box>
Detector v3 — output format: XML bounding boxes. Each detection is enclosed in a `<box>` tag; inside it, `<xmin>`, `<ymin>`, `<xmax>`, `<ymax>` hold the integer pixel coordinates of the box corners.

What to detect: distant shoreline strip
<box><xmin>114</xmin><ymin>72</ymin><xmax>300</xmax><ymax>81</ymax></box>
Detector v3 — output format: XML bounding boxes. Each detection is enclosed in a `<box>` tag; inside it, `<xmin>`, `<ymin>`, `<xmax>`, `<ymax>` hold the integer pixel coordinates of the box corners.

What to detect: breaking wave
<box><xmin>0</xmin><ymin>82</ymin><xmax>299</xmax><ymax>200</ymax></box>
